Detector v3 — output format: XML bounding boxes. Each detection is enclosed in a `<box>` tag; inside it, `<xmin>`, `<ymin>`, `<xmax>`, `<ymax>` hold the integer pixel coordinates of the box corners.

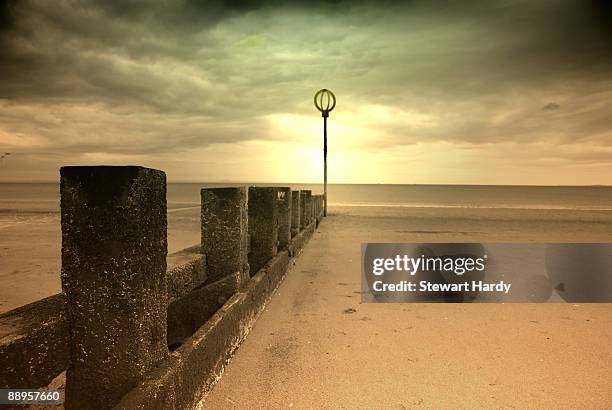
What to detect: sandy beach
<box><xmin>1</xmin><ymin>199</ymin><xmax>612</xmax><ymax>407</ymax></box>
<box><xmin>2</xmin><ymin>202</ymin><xmax>612</xmax><ymax>313</ymax></box>
<box><xmin>203</xmin><ymin>206</ymin><xmax>612</xmax><ymax>408</ymax></box>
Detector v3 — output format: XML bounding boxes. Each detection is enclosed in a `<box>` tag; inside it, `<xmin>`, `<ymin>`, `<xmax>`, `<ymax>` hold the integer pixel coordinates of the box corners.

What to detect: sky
<box><xmin>0</xmin><ymin>0</ymin><xmax>611</xmax><ymax>184</ymax></box>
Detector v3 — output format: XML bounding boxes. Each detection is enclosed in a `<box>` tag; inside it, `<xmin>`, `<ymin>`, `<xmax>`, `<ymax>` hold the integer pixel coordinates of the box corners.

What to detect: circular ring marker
<box><xmin>314</xmin><ymin>89</ymin><xmax>336</xmax><ymax>116</ymax></box>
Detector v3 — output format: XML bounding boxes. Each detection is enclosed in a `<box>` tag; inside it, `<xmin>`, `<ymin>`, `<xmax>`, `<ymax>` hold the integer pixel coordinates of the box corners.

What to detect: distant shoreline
<box><xmin>0</xmin><ymin>181</ymin><xmax>611</xmax><ymax>187</ymax></box>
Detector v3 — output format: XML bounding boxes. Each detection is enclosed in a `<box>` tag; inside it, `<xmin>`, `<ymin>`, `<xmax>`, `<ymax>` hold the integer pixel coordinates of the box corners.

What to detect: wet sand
<box><xmin>0</xmin><ymin>206</ymin><xmax>201</xmax><ymax>313</ymax></box>
<box><xmin>202</xmin><ymin>206</ymin><xmax>612</xmax><ymax>408</ymax></box>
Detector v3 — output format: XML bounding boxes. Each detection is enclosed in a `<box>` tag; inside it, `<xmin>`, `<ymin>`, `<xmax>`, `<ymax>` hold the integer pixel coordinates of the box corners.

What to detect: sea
<box><xmin>2</xmin><ymin>183</ymin><xmax>612</xmax><ymax>212</ymax></box>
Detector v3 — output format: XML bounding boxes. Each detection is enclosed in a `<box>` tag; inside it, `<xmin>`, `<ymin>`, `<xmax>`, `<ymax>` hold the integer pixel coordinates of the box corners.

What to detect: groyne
<box><xmin>0</xmin><ymin>166</ymin><xmax>325</xmax><ymax>409</ymax></box>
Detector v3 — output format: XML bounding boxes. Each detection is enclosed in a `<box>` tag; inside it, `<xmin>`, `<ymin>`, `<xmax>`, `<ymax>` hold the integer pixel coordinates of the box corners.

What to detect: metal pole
<box><xmin>314</xmin><ymin>88</ymin><xmax>335</xmax><ymax>218</ymax></box>
<box><xmin>324</xmin><ymin>114</ymin><xmax>327</xmax><ymax>217</ymax></box>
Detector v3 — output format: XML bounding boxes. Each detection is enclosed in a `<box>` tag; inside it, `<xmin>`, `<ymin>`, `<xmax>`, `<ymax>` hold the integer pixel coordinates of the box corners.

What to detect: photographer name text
<box><xmin>371</xmin><ymin>280</ymin><xmax>511</xmax><ymax>294</ymax></box>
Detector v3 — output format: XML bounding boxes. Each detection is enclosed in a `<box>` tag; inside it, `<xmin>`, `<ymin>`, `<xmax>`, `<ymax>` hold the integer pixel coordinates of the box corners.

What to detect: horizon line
<box><xmin>0</xmin><ymin>181</ymin><xmax>610</xmax><ymax>187</ymax></box>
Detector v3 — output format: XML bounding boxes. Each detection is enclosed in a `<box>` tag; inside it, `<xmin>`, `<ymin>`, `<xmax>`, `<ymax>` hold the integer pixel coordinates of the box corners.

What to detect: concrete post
<box><xmin>276</xmin><ymin>187</ymin><xmax>291</xmax><ymax>249</ymax></box>
<box><xmin>307</xmin><ymin>194</ymin><xmax>314</xmax><ymax>224</ymax></box>
<box><xmin>291</xmin><ymin>190</ymin><xmax>300</xmax><ymax>237</ymax></box>
<box><xmin>248</xmin><ymin>187</ymin><xmax>278</xmax><ymax>275</ymax></box>
<box><xmin>60</xmin><ymin>166</ymin><xmax>167</xmax><ymax>409</ymax></box>
<box><xmin>201</xmin><ymin>187</ymin><xmax>249</xmax><ymax>284</ymax></box>
<box><xmin>300</xmin><ymin>190</ymin><xmax>311</xmax><ymax>229</ymax></box>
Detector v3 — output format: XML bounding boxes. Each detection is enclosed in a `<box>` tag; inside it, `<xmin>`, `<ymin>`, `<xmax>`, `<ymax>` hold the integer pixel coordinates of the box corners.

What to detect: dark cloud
<box><xmin>0</xmin><ymin>0</ymin><xmax>611</xmax><ymax>182</ymax></box>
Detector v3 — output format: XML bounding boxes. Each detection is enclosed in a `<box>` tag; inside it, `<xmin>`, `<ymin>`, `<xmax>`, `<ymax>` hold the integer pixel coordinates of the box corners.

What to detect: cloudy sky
<box><xmin>0</xmin><ymin>0</ymin><xmax>611</xmax><ymax>184</ymax></box>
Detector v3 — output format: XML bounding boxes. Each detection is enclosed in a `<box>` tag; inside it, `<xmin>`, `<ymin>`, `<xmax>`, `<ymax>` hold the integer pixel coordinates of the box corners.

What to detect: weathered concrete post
<box><xmin>291</xmin><ymin>190</ymin><xmax>300</xmax><ymax>237</ymax></box>
<box><xmin>201</xmin><ymin>187</ymin><xmax>249</xmax><ymax>284</ymax></box>
<box><xmin>60</xmin><ymin>166</ymin><xmax>167</xmax><ymax>410</ymax></box>
<box><xmin>276</xmin><ymin>187</ymin><xmax>291</xmax><ymax>249</ymax></box>
<box><xmin>306</xmin><ymin>194</ymin><xmax>313</xmax><ymax>224</ymax></box>
<box><xmin>306</xmin><ymin>195</ymin><xmax>314</xmax><ymax>224</ymax></box>
<box><xmin>248</xmin><ymin>187</ymin><xmax>278</xmax><ymax>275</ymax></box>
<box><xmin>300</xmin><ymin>190</ymin><xmax>312</xmax><ymax>229</ymax></box>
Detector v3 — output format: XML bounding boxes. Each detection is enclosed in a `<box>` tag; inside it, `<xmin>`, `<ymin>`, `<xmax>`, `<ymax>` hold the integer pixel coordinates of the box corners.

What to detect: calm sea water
<box><xmin>1</xmin><ymin>183</ymin><xmax>611</xmax><ymax>213</ymax></box>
